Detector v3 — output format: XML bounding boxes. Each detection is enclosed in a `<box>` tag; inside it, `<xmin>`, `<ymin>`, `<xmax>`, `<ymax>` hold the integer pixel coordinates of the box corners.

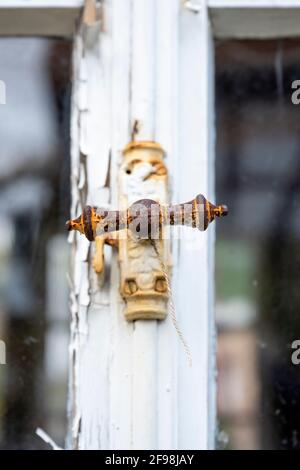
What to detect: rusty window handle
<box><xmin>66</xmin><ymin>194</ymin><xmax>228</xmax><ymax>241</ymax></box>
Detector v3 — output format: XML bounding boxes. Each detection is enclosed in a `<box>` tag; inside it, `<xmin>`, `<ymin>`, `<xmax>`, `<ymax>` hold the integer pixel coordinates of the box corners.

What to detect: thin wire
<box><xmin>150</xmin><ymin>238</ymin><xmax>192</xmax><ymax>367</ymax></box>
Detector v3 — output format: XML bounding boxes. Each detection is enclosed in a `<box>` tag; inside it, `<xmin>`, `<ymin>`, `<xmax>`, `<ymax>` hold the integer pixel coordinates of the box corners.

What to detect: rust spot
<box><xmin>124</xmin><ymin>279</ymin><xmax>138</xmax><ymax>295</ymax></box>
<box><xmin>82</xmin><ymin>206</ymin><xmax>95</xmax><ymax>242</ymax></box>
<box><xmin>131</xmin><ymin>120</ymin><xmax>141</xmax><ymax>141</ymax></box>
<box><xmin>66</xmin><ymin>195</ymin><xmax>228</xmax><ymax>240</ymax></box>
<box><xmin>155</xmin><ymin>277</ymin><xmax>167</xmax><ymax>293</ymax></box>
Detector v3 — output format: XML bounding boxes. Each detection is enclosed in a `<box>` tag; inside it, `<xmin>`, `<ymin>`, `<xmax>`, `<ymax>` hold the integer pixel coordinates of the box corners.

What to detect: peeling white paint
<box><xmin>68</xmin><ymin>1</ymin><xmax>113</xmax><ymax>449</ymax></box>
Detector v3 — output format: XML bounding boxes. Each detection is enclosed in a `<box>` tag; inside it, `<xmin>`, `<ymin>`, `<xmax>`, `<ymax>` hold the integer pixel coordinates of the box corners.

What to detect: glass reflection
<box><xmin>0</xmin><ymin>38</ymin><xmax>71</xmax><ymax>449</ymax></box>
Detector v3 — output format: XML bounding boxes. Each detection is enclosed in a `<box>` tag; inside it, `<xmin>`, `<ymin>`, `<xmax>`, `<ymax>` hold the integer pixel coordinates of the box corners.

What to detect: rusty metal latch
<box><xmin>67</xmin><ymin>193</ymin><xmax>228</xmax><ymax>241</ymax></box>
<box><xmin>67</xmin><ymin>140</ymin><xmax>228</xmax><ymax>321</ymax></box>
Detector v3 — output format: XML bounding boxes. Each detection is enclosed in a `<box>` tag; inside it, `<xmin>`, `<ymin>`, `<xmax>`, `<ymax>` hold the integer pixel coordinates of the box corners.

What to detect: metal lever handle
<box><xmin>66</xmin><ymin>194</ymin><xmax>228</xmax><ymax>242</ymax></box>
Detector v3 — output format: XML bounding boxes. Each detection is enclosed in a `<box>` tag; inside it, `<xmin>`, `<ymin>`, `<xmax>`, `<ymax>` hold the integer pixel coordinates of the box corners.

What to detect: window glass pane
<box><xmin>215</xmin><ymin>39</ymin><xmax>300</xmax><ymax>450</ymax></box>
<box><xmin>0</xmin><ymin>38</ymin><xmax>71</xmax><ymax>449</ymax></box>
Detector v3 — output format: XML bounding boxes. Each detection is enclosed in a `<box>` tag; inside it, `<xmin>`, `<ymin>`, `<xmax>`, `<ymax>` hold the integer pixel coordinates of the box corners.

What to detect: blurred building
<box><xmin>0</xmin><ymin>38</ymin><xmax>71</xmax><ymax>449</ymax></box>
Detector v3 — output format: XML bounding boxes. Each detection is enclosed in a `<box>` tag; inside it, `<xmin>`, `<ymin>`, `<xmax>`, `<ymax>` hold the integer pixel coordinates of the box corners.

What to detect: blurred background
<box><xmin>215</xmin><ymin>39</ymin><xmax>300</xmax><ymax>450</ymax></box>
<box><xmin>0</xmin><ymin>38</ymin><xmax>71</xmax><ymax>449</ymax></box>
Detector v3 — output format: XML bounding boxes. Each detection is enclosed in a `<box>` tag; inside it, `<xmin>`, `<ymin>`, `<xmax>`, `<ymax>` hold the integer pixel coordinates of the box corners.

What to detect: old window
<box><xmin>2</xmin><ymin>0</ymin><xmax>300</xmax><ymax>451</ymax></box>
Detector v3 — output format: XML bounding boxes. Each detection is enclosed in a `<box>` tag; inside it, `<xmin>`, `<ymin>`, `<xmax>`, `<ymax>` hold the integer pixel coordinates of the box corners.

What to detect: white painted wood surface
<box><xmin>4</xmin><ymin>0</ymin><xmax>300</xmax><ymax>39</ymax></box>
<box><xmin>108</xmin><ymin>0</ymin><xmax>133</xmax><ymax>451</ymax></box>
<box><xmin>155</xmin><ymin>0</ymin><xmax>179</xmax><ymax>451</ymax></box>
<box><xmin>0</xmin><ymin>0</ymin><xmax>83</xmax><ymax>36</ymax></box>
<box><xmin>65</xmin><ymin>0</ymin><xmax>218</xmax><ymax>450</ymax></box>
<box><xmin>130</xmin><ymin>0</ymin><xmax>160</xmax><ymax>450</ymax></box>
<box><xmin>68</xmin><ymin>7</ymin><xmax>112</xmax><ymax>449</ymax></box>
<box><xmin>67</xmin><ymin>0</ymin><xmax>216</xmax><ymax>450</ymax></box>
<box><xmin>177</xmin><ymin>0</ymin><xmax>215</xmax><ymax>449</ymax></box>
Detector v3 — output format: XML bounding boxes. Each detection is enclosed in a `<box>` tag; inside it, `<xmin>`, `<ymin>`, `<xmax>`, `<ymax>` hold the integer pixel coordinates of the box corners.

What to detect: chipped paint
<box><xmin>68</xmin><ymin>0</ymin><xmax>215</xmax><ymax>451</ymax></box>
<box><xmin>68</xmin><ymin>12</ymin><xmax>111</xmax><ymax>449</ymax></box>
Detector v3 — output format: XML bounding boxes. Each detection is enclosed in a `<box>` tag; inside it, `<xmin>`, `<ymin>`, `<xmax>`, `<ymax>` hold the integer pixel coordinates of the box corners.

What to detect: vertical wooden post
<box><xmin>68</xmin><ymin>0</ymin><xmax>215</xmax><ymax>450</ymax></box>
<box><xmin>130</xmin><ymin>0</ymin><xmax>161</xmax><ymax>450</ymax></box>
<box><xmin>177</xmin><ymin>0</ymin><xmax>216</xmax><ymax>449</ymax></box>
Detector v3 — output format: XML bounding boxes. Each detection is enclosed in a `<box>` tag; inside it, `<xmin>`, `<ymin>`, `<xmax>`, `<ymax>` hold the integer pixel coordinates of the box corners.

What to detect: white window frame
<box><xmin>2</xmin><ymin>0</ymin><xmax>300</xmax><ymax>451</ymax></box>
